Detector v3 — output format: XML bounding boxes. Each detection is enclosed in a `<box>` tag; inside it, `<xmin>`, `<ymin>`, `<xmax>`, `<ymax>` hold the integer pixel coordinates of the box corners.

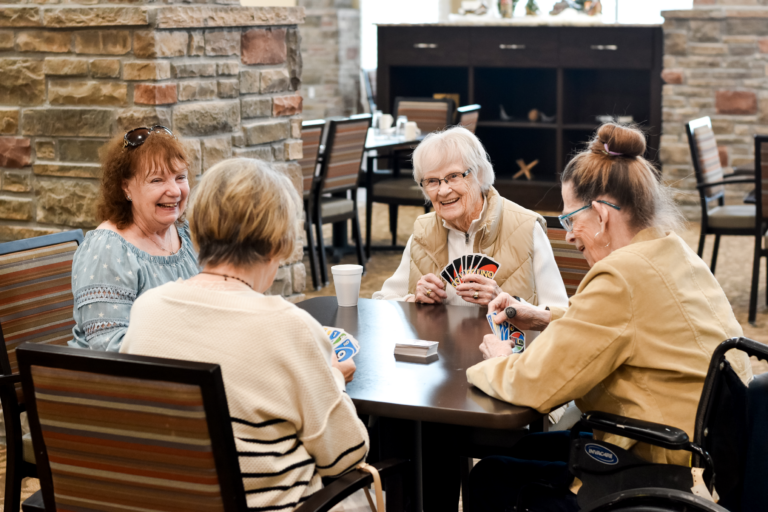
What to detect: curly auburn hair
<box><xmin>96</xmin><ymin>130</ymin><xmax>192</xmax><ymax>229</ymax></box>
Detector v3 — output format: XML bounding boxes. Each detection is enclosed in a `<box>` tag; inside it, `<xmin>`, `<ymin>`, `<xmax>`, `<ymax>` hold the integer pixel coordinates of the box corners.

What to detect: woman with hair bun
<box><xmin>465</xmin><ymin>124</ymin><xmax>753</xmax><ymax>511</ymax></box>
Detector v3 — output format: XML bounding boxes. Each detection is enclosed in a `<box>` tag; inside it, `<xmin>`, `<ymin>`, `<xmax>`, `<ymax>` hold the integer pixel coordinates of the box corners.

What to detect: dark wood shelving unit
<box><xmin>377</xmin><ymin>24</ymin><xmax>663</xmax><ymax>211</ymax></box>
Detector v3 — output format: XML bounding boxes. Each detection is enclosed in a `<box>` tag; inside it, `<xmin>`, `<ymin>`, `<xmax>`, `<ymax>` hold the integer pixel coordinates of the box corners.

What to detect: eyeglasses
<box><xmin>558</xmin><ymin>200</ymin><xmax>621</xmax><ymax>232</ymax></box>
<box><xmin>123</xmin><ymin>125</ymin><xmax>174</xmax><ymax>148</ymax></box>
<box><xmin>419</xmin><ymin>169</ymin><xmax>472</xmax><ymax>191</ymax></box>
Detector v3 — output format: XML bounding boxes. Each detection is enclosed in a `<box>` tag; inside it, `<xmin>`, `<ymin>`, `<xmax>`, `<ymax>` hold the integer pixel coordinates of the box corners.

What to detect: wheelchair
<box><xmin>569</xmin><ymin>337</ymin><xmax>768</xmax><ymax>512</ymax></box>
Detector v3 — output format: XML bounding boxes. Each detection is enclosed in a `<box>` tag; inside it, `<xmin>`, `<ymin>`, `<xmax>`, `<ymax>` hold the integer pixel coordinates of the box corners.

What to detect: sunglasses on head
<box><xmin>123</xmin><ymin>125</ymin><xmax>174</xmax><ymax>148</ymax></box>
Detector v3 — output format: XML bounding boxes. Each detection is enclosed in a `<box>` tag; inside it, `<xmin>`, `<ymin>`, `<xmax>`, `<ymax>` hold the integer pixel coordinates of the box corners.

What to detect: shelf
<box><xmin>563</xmin><ymin>123</ymin><xmax>598</xmax><ymax>130</ymax></box>
<box><xmin>494</xmin><ymin>179</ymin><xmax>563</xmax><ymax>212</ymax></box>
<box><xmin>478</xmin><ymin>121</ymin><xmax>557</xmax><ymax>129</ymax></box>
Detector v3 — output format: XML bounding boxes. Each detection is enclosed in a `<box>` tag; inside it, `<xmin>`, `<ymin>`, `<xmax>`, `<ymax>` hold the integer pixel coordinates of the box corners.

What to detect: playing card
<box><xmin>474</xmin><ymin>255</ymin><xmax>500</xmax><ymax>279</ymax></box>
<box><xmin>441</xmin><ymin>262</ymin><xmax>457</xmax><ymax>287</ymax></box>
<box><xmin>335</xmin><ymin>337</ymin><xmax>359</xmax><ymax>362</ymax></box>
<box><xmin>510</xmin><ymin>329</ymin><xmax>525</xmax><ymax>353</ymax></box>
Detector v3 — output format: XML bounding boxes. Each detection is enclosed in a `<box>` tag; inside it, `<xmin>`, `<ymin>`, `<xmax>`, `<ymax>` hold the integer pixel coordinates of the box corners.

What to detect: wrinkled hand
<box><xmin>455</xmin><ymin>274</ymin><xmax>502</xmax><ymax>306</ymax></box>
<box><xmin>414</xmin><ymin>273</ymin><xmax>447</xmax><ymax>304</ymax></box>
<box><xmin>332</xmin><ymin>351</ymin><xmax>356</xmax><ymax>384</ymax></box>
<box><xmin>487</xmin><ymin>293</ymin><xmax>551</xmax><ymax>331</ymax></box>
<box><xmin>479</xmin><ymin>333</ymin><xmax>513</xmax><ymax>360</ymax></box>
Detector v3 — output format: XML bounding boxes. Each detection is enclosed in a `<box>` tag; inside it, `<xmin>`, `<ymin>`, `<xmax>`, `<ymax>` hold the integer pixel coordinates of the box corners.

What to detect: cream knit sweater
<box><xmin>120</xmin><ymin>280</ymin><xmax>369</xmax><ymax>511</ymax></box>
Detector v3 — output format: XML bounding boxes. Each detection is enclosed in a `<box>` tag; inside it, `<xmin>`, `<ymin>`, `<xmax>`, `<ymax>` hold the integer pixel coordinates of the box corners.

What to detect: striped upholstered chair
<box><xmin>544</xmin><ymin>217</ymin><xmax>590</xmax><ymax>298</ymax></box>
<box><xmin>457</xmin><ymin>104</ymin><xmax>481</xmax><ymax>134</ymax></box>
<box><xmin>686</xmin><ymin>116</ymin><xmax>755</xmax><ymax>274</ymax></box>
<box><xmin>393</xmin><ymin>97</ymin><xmax>455</xmax><ymax>134</ymax></box>
<box><xmin>0</xmin><ymin>229</ymin><xmax>82</xmax><ymax>512</ymax></box>
<box><xmin>313</xmin><ymin>115</ymin><xmax>371</xmax><ymax>286</ymax></box>
<box><xmin>301</xmin><ymin>119</ymin><xmax>326</xmax><ymax>290</ymax></box>
<box><xmin>17</xmin><ymin>344</ymin><xmax>409</xmax><ymax>512</ymax></box>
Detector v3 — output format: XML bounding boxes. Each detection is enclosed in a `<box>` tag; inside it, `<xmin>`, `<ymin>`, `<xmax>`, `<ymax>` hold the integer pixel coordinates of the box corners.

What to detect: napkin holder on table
<box><xmin>394</xmin><ymin>340</ymin><xmax>438</xmax><ymax>364</ymax></box>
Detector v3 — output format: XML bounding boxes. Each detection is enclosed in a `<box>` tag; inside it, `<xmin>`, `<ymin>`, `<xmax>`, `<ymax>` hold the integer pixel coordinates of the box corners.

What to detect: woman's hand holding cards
<box><xmin>479</xmin><ymin>333</ymin><xmax>514</xmax><ymax>360</ymax></box>
<box><xmin>413</xmin><ymin>273</ymin><xmax>447</xmax><ymax>304</ymax></box>
<box><xmin>488</xmin><ymin>292</ymin><xmax>552</xmax><ymax>331</ymax></box>
<box><xmin>332</xmin><ymin>351</ymin><xmax>356</xmax><ymax>384</ymax></box>
<box><xmin>456</xmin><ymin>273</ymin><xmax>502</xmax><ymax>306</ymax></box>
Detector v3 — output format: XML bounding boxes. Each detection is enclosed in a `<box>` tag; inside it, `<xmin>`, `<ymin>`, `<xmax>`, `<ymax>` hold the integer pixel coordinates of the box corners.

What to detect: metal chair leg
<box><xmin>697</xmin><ymin>232</ymin><xmax>706</xmax><ymax>258</ymax></box>
<box><xmin>366</xmin><ymin>193</ymin><xmax>374</xmax><ymax>260</ymax></box>
<box><xmin>711</xmin><ymin>235</ymin><xmax>721</xmax><ymax>274</ymax></box>
<box><xmin>749</xmin><ymin>235</ymin><xmax>761</xmax><ymax>325</ymax></box>
<box><xmin>389</xmin><ymin>204</ymin><xmax>398</xmax><ymax>246</ymax></box>
<box><xmin>352</xmin><ymin>207</ymin><xmax>367</xmax><ymax>274</ymax></box>
<box><xmin>315</xmin><ymin>204</ymin><xmax>329</xmax><ymax>287</ymax></box>
<box><xmin>305</xmin><ymin>208</ymin><xmax>322</xmax><ymax>291</ymax></box>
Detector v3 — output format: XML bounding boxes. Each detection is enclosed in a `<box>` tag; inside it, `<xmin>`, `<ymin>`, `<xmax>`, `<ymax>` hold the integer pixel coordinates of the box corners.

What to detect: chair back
<box><xmin>17</xmin><ymin>343</ymin><xmax>247</xmax><ymax>512</ymax></box>
<box><xmin>318</xmin><ymin>115</ymin><xmax>371</xmax><ymax>194</ymax></box>
<box><xmin>686</xmin><ymin>117</ymin><xmax>725</xmax><ymax>203</ymax></box>
<box><xmin>394</xmin><ymin>97</ymin><xmax>455</xmax><ymax>134</ymax></box>
<box><xmin>754</xmin><ymin>135</ymin><xmax>768</xmax><ymax>224</ymax></box>
<box><xmin>0</xmin><ymin>230</ymin><xmax>82</xmax><ymax>403</ymax></box>
<box><xmin>300</xmin><ymin>119</ymin><xmax>325</xmax><ymax>198</ymax></box>
<box><xmin>457</xmin><ymin>104</ymin><xmax>481</xmax><ymax>134</ymax></box>
<box><xmin>543</xmin><ymin>217</ymin><xmax>590</xmax><ymax>297</ymax></box>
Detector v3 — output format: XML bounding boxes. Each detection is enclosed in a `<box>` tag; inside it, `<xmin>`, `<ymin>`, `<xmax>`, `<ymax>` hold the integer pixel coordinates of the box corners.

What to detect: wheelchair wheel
<box><xmin>583</xmin><ymin>487</ymin><xmax>728</xmax><ymax>512</ymax></box>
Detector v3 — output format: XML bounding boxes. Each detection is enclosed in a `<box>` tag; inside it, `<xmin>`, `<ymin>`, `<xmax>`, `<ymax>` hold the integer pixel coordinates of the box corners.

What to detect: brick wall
<box><xmin>661</xmin><ymin>3</ymin><xmax>767</xmax><ymax>219</ymax></box>
<box><xmin>0</xmin><ymin>3</ymin><xmax>308</xmax><ymax>301</ymax></box>
<box><xmin>299</xmin><ymin>0</ymin><xmax>360</xmax><ymax>119</ymax></box>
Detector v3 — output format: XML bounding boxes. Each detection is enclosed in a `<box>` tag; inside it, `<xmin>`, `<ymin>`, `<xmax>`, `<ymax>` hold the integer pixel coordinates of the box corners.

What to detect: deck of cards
<box><xmin>323</xmin><ymin>327</ymin><xmax>360</xmax><ymax>362</ymax></box>
<box><xmin>441</xmin><ymin>253</ymin><xmax>500</xmax><ymax>288</ymax></box>
<box><xmin>486</xmin><ymin>312</ymin><xmax>525</xmax><ymax>354</ymax></box>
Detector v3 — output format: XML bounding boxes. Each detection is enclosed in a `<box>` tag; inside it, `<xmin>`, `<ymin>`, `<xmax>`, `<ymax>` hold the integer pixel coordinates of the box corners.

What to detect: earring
<box><xmin>126</xmin><ymin>196</ymin><xmax>132</xmax><ymax>201</ymax></box>
<box><xmin>594</xmin><ymin>231</ymin><xmax>611</xmax><ymax>248</ymax></box>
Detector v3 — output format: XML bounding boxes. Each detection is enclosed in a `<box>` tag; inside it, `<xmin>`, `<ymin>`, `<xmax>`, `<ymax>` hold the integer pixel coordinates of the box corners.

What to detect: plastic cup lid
<box><xmin>331</xmin><ymin>264</ymin><xmax>363</xmax><ymax>276</ymax></box>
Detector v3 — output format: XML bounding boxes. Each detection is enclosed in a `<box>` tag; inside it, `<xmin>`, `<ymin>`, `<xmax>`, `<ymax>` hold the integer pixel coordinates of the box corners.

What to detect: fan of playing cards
<box><xmin>324</xmin><ymin>327</ymin><xmax>360</xmax><ymax>362</ymax></box>
<box><xmin>486</xmin><ymin>312</ymin><xmax>525</xmax><ymax>354</ymax></box>
<box><xmin>441</xmin><ymin>253</ymin><xmax>501</xmax><ymax>288</ymax></box>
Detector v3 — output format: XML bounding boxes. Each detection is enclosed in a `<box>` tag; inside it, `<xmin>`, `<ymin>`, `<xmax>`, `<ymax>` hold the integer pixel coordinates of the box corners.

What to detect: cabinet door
<box><xmin>379</xmin><ymin>26</ymin><xmax>470</xmax><ymax>66</ymax></box>
<box><xmin>558</xmin><ymin>28</ymin><xmax>653</xmax><ymax>69</ymax></box>
<box><xmin>470</xmin><ymin>27</ymin><xmax>558</xmax><ymax>67</ymax></box>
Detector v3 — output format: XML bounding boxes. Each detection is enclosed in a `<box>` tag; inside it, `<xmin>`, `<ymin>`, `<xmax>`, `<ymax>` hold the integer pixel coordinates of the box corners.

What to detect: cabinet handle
<box><xmin>413</xmin><ymin>43</ymin><xmax>438</xmax><ymax>49</ymax></box>
<box><xmin>590</xmin><ymin>44</ymin><xmax>618</xmax><ymax>51</ymax></box>
<box><xmin>499</xmin><ymin>44</ymin><xmax>526</xmax><ymax>50</ymax></box>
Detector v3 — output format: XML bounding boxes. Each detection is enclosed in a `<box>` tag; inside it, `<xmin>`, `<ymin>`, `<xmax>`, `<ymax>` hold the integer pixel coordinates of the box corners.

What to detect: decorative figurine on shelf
<box><xmin>459</xmin><ymin>0</ymin><xmax>489</xmax><ymax>15</ymax></box>
<box><xmin>498</xmin><ymin>0</ymin><xmax>518</xmax><ymax>18</ymax></box>
<box><xmin>525</xmin><ymin>0</ymin><xmax>540</xmax><ymax>16</ymax></box>
<box><xmin>500</xmin><ymin>104</ymin><xmax>513</xmax><ymax>121</ymax></box>
<box><xmin>513</xmin><ymin>159</ymin><xmax>538</xmax><ymax>180</ymax></box>
<box><xmin>549</xmin><ymin>0</ymin><xmax>570</xmax><ymax>15</ymax></box>
<box><xmin>527</xmin><ymin>109</ymin><xmax>556</xmax><ymax>123</ymax></box>
<box><xmin>573</xmin><ymin>0</ymin><xmax>602</xmax><ymax>15</ymax></box>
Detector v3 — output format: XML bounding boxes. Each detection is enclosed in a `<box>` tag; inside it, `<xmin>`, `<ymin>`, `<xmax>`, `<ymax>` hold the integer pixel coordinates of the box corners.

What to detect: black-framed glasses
<box><xmin>419</xmin><ymin>169</ymin><xmax>472</xmax><ymax>191</ymax></box>
<box><xmin>558</xmin><ymin>200</ymin><xmax>621</xmax><ymax>232</ymax></box>
<box><xmin>123</xmin><ymin>125</ymin><xmax>174</xmax><ymax>148</ymax></box>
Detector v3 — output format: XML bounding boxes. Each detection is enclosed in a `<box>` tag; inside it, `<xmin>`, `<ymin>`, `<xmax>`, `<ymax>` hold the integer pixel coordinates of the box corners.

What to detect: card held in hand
<box><xmin>323</xmin><ymin>326</ymin><xmax>360</xmax><ymax>362</ymax></box>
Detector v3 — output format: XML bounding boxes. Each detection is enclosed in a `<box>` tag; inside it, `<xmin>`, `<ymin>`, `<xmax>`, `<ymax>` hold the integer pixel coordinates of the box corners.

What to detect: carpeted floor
<box><xmin>2</xmin><ymin>202</ymin><xmax>766</xmax><ymax>510</ymax></box>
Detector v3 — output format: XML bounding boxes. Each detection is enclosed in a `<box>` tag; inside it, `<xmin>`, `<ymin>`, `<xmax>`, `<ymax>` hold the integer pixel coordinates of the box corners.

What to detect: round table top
<box><xmin>296</xmin><ymin>297</ymin><xmax>542</xmax><ymax>430</ymax></box>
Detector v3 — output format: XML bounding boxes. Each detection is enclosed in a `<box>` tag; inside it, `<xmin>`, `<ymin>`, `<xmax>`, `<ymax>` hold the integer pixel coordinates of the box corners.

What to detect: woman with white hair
<box><xmin>373</xmin><ymin>126</ymin><xmax>568</xmax><ymax>316</ymax></box>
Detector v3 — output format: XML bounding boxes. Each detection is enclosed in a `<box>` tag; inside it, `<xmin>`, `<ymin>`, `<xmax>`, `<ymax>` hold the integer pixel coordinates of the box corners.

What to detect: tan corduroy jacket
<box><xmin>467</xmin><ymin>227</ymin><xmax>752</xmax><ymax>466</ymax></box>
<box><xmin>408</xmin><ymin>186</ymin><xmax>546</xmax><ymax>304</ymax></box>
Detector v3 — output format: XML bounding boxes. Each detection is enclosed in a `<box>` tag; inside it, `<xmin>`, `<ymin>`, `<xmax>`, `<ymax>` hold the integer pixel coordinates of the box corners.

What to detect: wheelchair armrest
<box><xmin>581</xmin><ymin>411</ymin><xmax>690</xmax><ymax>450</ymax></box>
<box><xmin>296</xmin><ymin>458</ymin><xmax>409</xmax><ymax>512</ymax></box>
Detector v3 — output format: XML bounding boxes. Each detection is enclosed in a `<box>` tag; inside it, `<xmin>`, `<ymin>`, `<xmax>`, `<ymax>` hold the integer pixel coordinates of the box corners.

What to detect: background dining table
<box><xmin>296</xmin><ymin>297</ymin><xmax>546</xmax><ymax>512</ymax></box>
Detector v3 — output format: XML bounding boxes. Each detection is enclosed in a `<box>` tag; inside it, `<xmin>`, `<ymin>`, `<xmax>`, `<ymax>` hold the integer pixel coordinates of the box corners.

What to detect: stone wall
<box><xmin>0</xmin><ymin>2</ymin><xmax>307</xmax><ymax>301</ymax></box>
<box><xmin>298</xmin><ymin>0</ymin><xmax>360</xmax><ymax>119</ymax></box>
<box><xmin>661</xmin><ymin>2</ymin><xmax>768</xmax><ymax>219</ymax></box>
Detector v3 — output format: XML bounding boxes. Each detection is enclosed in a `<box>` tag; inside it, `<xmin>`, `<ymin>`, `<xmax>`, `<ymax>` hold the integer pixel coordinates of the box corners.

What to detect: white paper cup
<box><xmin>332</xmin><ymin>265</ymin><xmax>363</xmax><ymax>307</ymax></box>
<box><xmin>379</xmin><ymin>114</ymin><xmax>394</xmax><ymax>132</ymax></box>
<box><xmin>404</xmin><ymin>121</ymin><xmax>418</xmax><ymax>140</ymax></box>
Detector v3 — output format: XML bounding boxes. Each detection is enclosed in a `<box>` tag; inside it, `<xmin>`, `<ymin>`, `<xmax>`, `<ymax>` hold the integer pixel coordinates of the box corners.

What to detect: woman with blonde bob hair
<box><xmin>373</xmin><ymin>126</ymin><xmax>568</xmax><ymax>330</ymax></box>
<box><xmin>465</xmin><ymin>124</ymin><xmax>752</xmax><ymax>511</ymax></box>
<box><xmin>121</xmin><ymin>158</ymin><xmax>369</xmax><ymax>511</ymax></box>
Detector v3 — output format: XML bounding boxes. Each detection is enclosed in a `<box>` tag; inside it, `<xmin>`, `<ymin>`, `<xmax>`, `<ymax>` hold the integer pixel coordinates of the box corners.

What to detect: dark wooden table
<box><xmin>296</xmin><ymin>297</ymin><xmax>544</xmax><ymax>511</ymax></box>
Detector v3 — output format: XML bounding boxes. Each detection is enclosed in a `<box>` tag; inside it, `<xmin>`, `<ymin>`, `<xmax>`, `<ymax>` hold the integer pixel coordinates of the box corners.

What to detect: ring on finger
<box><xmin>473</xmin><ymin>290</ymin><xmax>479</xmax><ymax>299</ymax></box>
<box><xmin>425</xmin><ymin>288</ymin><xmax>432</xmax><ymax>297</ymax></box>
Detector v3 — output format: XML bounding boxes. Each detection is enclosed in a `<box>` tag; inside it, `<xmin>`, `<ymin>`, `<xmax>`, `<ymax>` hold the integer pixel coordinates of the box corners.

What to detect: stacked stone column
<box><xmin>0</xmin><ymin>3</ymin><xmax>307</xmax><ymax>300</ymax></box>
<box><xmin>661</xmin><ymin>2</ymin><xmax>768</xmax><ymax>219</ymax></box>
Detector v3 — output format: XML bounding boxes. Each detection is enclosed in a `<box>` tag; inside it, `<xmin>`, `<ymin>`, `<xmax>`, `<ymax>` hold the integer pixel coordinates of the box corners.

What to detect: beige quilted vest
<box><xmin>407</xmin><ymin>186</ymin><xmax>545</xmax><ymax>305</ymax></box>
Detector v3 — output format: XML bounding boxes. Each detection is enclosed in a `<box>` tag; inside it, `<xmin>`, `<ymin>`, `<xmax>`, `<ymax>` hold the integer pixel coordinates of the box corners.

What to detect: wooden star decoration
<box><xmin>513</xmin><ymin>159</ymin><xmax>539</xmax><ymax>180</ymax></box>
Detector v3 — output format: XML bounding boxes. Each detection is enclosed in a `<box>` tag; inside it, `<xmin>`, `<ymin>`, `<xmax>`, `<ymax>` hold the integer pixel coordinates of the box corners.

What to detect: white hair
<box><xmin>412</xmin><ymin>126</ymin><xmax>495</xmax><ymax>195</ymax></box>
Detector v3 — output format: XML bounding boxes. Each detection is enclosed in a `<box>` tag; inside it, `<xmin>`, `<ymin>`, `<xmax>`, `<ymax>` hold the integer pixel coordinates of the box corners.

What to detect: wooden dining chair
<box><xmin>0</xmin><ymin>229</ymin><xmax>83</xmax><ymax>512</ymax></box>
<box><xmin>314</xmin><ymin>114</ymin><xmax>371</xmax><ymax>285</ymax></box>
<box><xmin>543</xmin><ymin>217</ymin><xmax>590</xmax><ymax>297</ymax></box>
<box><xmin>301</xmin><ymin>119</ymin><xmax>326</xmax><ymax>290</ymax></box>
<box><xmin>393</xmin><ymin>97</ymin><xmax>455</xmax><ymax>134</ymax></box>
<box><xmin>457</xmin><ymin>104</ymin><xmax>481</xmax><ymax>134</ymax></box>
<box><xmin>686</xmin><ymin>116</ymin><xmax>755</xmax><ymax>274</ymax></box>
<box><xmin>17</xmin><ymin>343</ymin><xmax>410</xmax><ymax>512</ymax></box>
<box><xmin>748</xmin><ymin>136</ymin><xmax>768</xmax><ymax>324</ymax></box>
